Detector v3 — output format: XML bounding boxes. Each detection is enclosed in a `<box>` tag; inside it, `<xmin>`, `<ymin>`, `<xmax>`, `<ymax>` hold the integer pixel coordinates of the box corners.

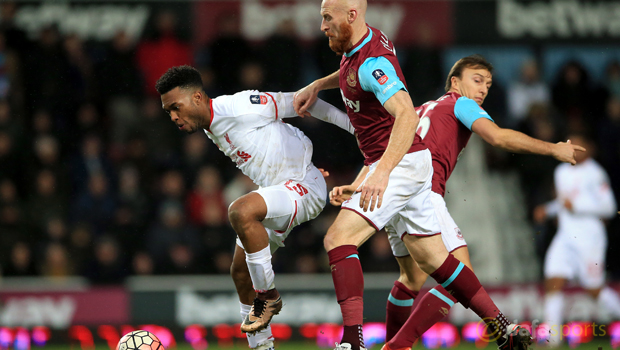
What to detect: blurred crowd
<box><xmin>0</xmin><ymin>3</ymin><xmax>619</xmax><ymax>284</ymax></box>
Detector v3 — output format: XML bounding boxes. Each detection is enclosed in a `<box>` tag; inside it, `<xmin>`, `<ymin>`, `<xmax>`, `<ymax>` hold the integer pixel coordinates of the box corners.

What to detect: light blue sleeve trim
<box><xmin>358</xmin><ymin>56</ymin><xmax>406</xmax><ymax>105</ymax></box>
<box><xmin>454</xmin><ymin>97</ymin><xmax>494</xmax><ymax>131</ymax></box>
<box><xmin>440</xmin><ymin>262</ymin><xmax>464</xmax><ymax>288</ymax></box>
<box><xmin>388</xmin><ymin>294</ymin><xmax>414</xmax><ymax>307</ymax></box>
<box><xmin>429</xmin><ymin>288</ymin><xmax>455</xmax><ymax>307</ymax></box>
<box><xmin>346</xmin><ymin>254</ymin><xmax>359</xmax><ymax>260</ymax></box>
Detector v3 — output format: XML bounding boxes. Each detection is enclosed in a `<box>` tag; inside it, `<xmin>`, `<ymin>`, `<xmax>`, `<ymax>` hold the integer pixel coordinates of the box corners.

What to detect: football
<box><xmin>116</xmin><ymin>330</ymin><xmax>164</xmax><ymax>350</ymax></box>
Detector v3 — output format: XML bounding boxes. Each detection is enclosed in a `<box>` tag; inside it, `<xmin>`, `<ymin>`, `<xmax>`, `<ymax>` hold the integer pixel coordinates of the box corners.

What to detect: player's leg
<box><xmin>543</xmin><ymin>234</ymin><xmax>573</xmax><ymax>347</ymax></box>
<box><xmin>327</xmin><ymin>150</ymin><xmax>436</xmax><ymax>350</ymax></box>
<box><xmin>231</xmin><ymin>244</ymin><xmax>275</xmax><ymax>350</ymax></box>
<box><xmin>386</xmin><ymin>246</ymin><xmax>472</xmax><ymax>349</ymax></box>
<box><xmin>383</xmin><ymin>224</ymin><xmax>426</xmax><ymax>342</ymax></box>
<box><xmin>230</xmin><ymin>191</ymin><xmax>284</xmax><ymax>334</ymax></box>
<box><xmin>325</xmin><ymin>209</ymin><xmax>377</xmax><ymax>350</ymax></box>
<box><xmin>385</xmin><ymin>192</ymin><xmax>465</xmax><ymax>348</ymax></box>
<box><xmin>385</xmin><ymin>255</ymin><xmax>426</xmax><ymax>342</ymax></box>
<box><xmin>578</xmin><ymin>234</ymin><xmax>620</xmax><ymax>320</ymax></box>
<box><xmin>239</xmin><ymin>168</ymin><xmax>327</xmax><ymax>334</ymax></box>
<box><xmin>404</xmin><ymin>233</ymin><xmax>530</xmax><ymax>350</ymax></box>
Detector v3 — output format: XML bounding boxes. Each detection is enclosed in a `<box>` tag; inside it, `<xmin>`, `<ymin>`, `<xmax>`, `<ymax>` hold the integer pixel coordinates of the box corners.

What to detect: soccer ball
<box><xmin>116</xmin><ymin>330</ymin><xmax>164</xmax><ymax>350</ymax></box>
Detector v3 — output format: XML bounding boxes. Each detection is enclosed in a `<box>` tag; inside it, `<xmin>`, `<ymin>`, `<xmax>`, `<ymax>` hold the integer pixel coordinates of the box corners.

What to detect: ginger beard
<box><xmin>327</xmin><ymin>21</ymin><xmax>353</xmax><ymax>55</ymax></box>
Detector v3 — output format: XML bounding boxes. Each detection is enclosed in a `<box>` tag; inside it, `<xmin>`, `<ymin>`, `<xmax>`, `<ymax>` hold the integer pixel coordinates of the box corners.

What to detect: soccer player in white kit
<box><xmin>156</xmin><ymin>66</ymin><xmax>355</xmax><ymax>350</ymax></box>
<box><xmin>534</xmin><ymin>133</ymin><xmax>620</xmax><ymax>346</ymax></box>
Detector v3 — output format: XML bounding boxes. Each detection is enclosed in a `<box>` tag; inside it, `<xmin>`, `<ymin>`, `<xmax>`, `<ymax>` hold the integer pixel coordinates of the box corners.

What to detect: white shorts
<box><xmin>544</xmin><ymin>231</ymin><xmax>607</xmax><ymax>289</ymax></box>
<box><xmin>236</xmin><ymin>165</ymin><xmax>326</xmax><ymax>254</ymax></box>
<box><xmin>341</xmin><ymin>149</ymin><xmax>440</xmax><ymax>235</ymax></box>
<box><xmin>387</xmin><ymin>191</ymin><xmax>467</xmax><ymax>257</ymax></box>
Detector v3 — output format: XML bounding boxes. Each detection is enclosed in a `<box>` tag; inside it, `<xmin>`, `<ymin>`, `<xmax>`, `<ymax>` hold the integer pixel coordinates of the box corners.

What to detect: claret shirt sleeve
<box><xmin>358</xmin><ymin>56</ymin><xmax>406</xmax><ymax>105</ymax></box>
<box><xmin>453</xmin><ymin>97</ymin><xmax>494</xmax><ymax>130</ymax></box>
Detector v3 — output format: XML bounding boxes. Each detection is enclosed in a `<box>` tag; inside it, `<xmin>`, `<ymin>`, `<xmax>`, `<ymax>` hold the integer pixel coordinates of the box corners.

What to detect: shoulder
<box><xmin>454</xmin><ymin>96</ymin><xmax>489</xmax><ymax>116</ymax></box>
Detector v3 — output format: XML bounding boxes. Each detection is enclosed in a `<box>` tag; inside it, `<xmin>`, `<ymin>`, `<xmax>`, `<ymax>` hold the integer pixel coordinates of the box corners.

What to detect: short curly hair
<box><xmin>445</xmin><ymin>55</ymin><xmax>494</xmax><ymax>92</ymax></box>
<box><xmin>155</xmin><ymin>65</ymin><xmax>203</xmax><ymax>95</ymax></box>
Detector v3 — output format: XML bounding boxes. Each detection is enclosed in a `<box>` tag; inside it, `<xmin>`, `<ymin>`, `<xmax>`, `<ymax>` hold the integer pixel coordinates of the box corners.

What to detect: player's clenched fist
<box><xmin>552</xmin><ymin>139</ymin><xmax>586</xmax><ymax>165</ymax></box>
<box><xmin>293</xmin><ymin>85</ymin><xmax>318</xmax><ymax>118</ymax></box>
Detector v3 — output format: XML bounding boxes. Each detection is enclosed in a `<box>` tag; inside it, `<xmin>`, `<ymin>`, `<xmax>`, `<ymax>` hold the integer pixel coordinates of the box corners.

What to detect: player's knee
<box><xmin>412</xmin><ymin>255</ymin><xmax>436</xmax><ymax>275</ymax></box>
<box><xmin>323</xmin><ymin>228</ymin><xmax>340</xmax><ymax>251</ymax></box>
<box><xmin>228</xmin><ymin>200</ymin><xmax>255</xmax><ymax>228</ymax></box>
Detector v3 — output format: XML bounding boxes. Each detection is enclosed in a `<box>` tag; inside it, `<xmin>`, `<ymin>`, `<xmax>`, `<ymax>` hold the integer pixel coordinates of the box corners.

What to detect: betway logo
<box><xmin>0</xmin><ymin>297</ymin><xmax>76</xmax><ymax>329</ymax></box>
<box><xmin>14</xmin><ymin>3</ymin><xmax>149</xmax><ymax>41</ymax></box>
<box><xmin>340</xmin><ymin>89</ymin><xmax>360</xmax><ymax>113</ymax></box>
<box><xmin>498</xmin><ymin>0</ymin><xmax>620</xmax><ymax>38</ymax></box>
<box><xmin>241</xmin><ymin>2</ymin><xmax>404</xmax><ymax>40</ymax></box>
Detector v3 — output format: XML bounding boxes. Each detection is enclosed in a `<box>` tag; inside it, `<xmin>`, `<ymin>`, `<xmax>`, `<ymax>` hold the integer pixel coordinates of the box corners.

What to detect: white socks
<box><xmin>240</xmin><ymin>302</ymin><xmax>273</xmax><ymax>348</ymax></box>
<box><xmin>246</xmin><ymin>246</ymin><xmax>275</xmax><ymax>293</ymax></box>
<box><xmin>598</xmin><ymin>287</ymin><xmax>620</xmax><ymax>319</ymax></box>
<box><xmin>544</xmin><ymin>292</ymin><xmax>564</xmax><ymax>347</ymax></box>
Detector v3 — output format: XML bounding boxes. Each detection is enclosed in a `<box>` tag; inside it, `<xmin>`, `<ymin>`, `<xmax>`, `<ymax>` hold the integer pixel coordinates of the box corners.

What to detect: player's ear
<box><xmin>192</xmin><ymin>90</ymin><xmax>203</xmax><ymax>104</ymax></box>
<box><xmin>450</xmin><ymin>76</ymin><xmax>459</xmax><ymax>90</ymax></box>
<box><xmin>348</xmin><ymin>9</ymin><xmax>357</xmax><ymax>23</ymax></box>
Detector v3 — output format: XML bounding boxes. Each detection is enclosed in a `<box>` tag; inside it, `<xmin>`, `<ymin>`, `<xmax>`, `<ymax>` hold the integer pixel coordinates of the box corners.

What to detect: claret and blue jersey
<box><xmin>414</xmin><ymin>92</ymin><xmax>494</xmax><ymax>196</ymax></box>
<box><xmin>338</xmin><ymin>25</ymin><xmax>426</xmax><ymax>165</ymax></box>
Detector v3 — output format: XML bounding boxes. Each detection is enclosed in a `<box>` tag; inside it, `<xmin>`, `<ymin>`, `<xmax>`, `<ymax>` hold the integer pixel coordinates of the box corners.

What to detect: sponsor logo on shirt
<box><xmin>381</xmin><ymin>80</ymin><xmax>398</xmax><ymax>94</ymax></box>
<box><xmin>340</xmin><ymin>89</ymin><xmax>360</xmax><ymax>113</ymax></box>
<box><xmin>346</xmin><ymin>68</ymin><xmax>357</xmax><ymax>87</ymax></box>
<box><xmin>372</xmin><ymin>69</ymin><xmax>388</xmax><ymax>85</ymax></box>
<box><xmin>250</xmin><ymin>95</ymin><xmax>268</xmax><ymax>105</ymax></box>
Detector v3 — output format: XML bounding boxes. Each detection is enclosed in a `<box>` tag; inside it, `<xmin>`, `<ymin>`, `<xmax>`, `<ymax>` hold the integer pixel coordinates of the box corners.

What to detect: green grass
<box><xmin>35</xmin><ymin>338</ymin><xmax>612</xmax><ymax>350</ymax></box>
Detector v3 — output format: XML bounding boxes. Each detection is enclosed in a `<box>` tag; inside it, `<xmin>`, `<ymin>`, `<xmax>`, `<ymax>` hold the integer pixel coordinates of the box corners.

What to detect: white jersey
<box><xmin>205</xmin><ymin>91</ymin><xmax>354</xmax><ymax>187</ymax></box>
<box><xmin>545</xmin><ymin>158</ymin><xmax>617</xmax><ymax>238</ymax></box>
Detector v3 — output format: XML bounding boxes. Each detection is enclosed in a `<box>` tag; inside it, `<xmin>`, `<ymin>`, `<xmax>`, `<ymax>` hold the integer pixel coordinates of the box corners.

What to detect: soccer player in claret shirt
<box><xmin>330</xmin><ymin>55</ymin><xmax>584</xmax><ymax>350</ymax></box>
<box><xmin>294</xmin><ymin>0</ymin><xmax>545</xmax><ymax>349</ymax></box>
<box><xmin>155</xmin><ymin>66</ymin><xmax>355</xmax><ymax>350</ymax></box>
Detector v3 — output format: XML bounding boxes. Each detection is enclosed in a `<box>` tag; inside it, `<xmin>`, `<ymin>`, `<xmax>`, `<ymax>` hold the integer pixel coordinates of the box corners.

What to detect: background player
<box><xmin>294</xmin><ymin>1</ymin><xmax>534</xmax><ymax>349</ymax></box>
<box><xmin>329</xmin><ymin>55</ymin><xmax>583</xmax><ymax>350</ymax></box>
<box><xmin>155</xmin><ymin>66</ymin><xmax>354</xmax><ymax>350</ymax></box>
<box><xmin>534</xmin><ymin>133</ymin><xmax>620</xmax><ymax>347</ymax></box>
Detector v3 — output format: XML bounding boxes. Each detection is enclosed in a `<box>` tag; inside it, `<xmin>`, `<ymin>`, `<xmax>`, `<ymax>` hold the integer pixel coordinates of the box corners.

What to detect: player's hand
<box><xmin>294</xmin><ymin>83</ymin><xmax>319</xmax><ymax>118</ymax></box>
<box><xmin>329</xmin><ymin>185</ymin><xmax>356</xmax><ymax>206</ymax></box>
<box><xmin>563</xmin><ymin>198</ymin><xmax>573</xmax><ymax>212</ymax></box>
<box><xmin>318</xmin><ymin>168</ymin><xmax>330</xmax><ymax>178</ymax></box>
<box><xmin>533</xmin><ymin>205</ymin><xmax>547</xmax><ymax>224</ymax></box>
<box><xmin>553</xmin><ymin>140</ymin><xmax>586</xmax><ymax>165</ymax></box>
<box><xmin>359</xmin><ymin>169</ymin><xmax>389</xmax><ymax>212</ymax></box>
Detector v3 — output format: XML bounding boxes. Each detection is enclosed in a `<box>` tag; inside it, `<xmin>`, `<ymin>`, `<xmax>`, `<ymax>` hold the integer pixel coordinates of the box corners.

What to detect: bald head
<box><xmin>322</xmin><ymin>0</ymin><xmax>367</xmax><ymax>19</ymax></box>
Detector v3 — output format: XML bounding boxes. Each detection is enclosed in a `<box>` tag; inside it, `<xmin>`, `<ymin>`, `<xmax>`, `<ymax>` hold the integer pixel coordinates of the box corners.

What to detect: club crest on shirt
<box><xmin>372</xmin><ymin>69</ymin><xmax>388</xmax><ymax>85</ymax></box>
<box><xmin>250</xmin><ymin>95</ymin><xmax>268</xmax><ymax>105</ymax></box>
<box><xmin>346</xmin><ymin>68</ymin><xmax>357</xmax><ymax>87</ymax></box>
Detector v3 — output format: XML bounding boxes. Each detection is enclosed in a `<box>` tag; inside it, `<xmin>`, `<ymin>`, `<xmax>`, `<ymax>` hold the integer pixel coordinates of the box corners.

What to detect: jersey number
<box><xmin>285</xmin><ymin>181</ymin><xmax>308</xmax><ymax>197</ymax></box>
<box><xmin>416</xmin><ymin>102</ymin><xmax>437</xmax><ymax>139</ymax></box>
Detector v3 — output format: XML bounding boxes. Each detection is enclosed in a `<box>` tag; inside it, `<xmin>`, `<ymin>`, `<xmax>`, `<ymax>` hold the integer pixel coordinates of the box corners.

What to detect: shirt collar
<box><xmin>345</xmin><ymin>26</ymin><xmax>372</xmax><ymax>58</ymax></box>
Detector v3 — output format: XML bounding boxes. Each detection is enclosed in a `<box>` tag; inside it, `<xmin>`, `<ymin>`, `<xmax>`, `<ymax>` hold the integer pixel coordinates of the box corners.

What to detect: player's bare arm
<box><xmin>330</xmin><ymin>166</ymin><xmax>369</xmax><ymax>206</ymax></box>
<box><xmin>359</xmin><ymin>90</ymin><xmax>419</xmax><ymax>212</ymax></box>
<box><xmin>471</xmin><ymin>118</ymin><xmax>585</xmax><ymax>165</ymax></box>
<box><xmin>294</xmin><ymin>70</ymin><xmax>340</xmax><ymax>117</ymax></box>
